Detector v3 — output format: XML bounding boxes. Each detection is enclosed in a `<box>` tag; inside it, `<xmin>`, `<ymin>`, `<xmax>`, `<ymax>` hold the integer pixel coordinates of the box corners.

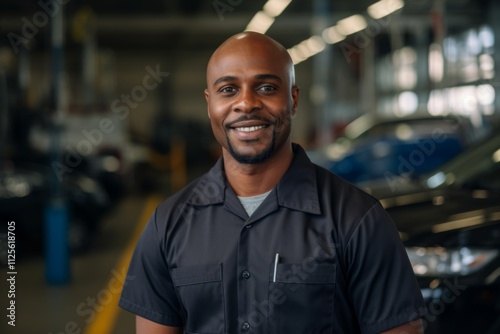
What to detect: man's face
<box><xmin>205</xmin><ymin>38</ymin><xmax>299</xmax><ymax>164</ymax></box>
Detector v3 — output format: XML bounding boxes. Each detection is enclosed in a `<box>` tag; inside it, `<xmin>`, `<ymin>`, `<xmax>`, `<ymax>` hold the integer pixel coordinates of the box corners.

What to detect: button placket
<box><xmin>237</xmin><ymin>219</ymin><xmax>252</xmax><ymax>334</ymax></box>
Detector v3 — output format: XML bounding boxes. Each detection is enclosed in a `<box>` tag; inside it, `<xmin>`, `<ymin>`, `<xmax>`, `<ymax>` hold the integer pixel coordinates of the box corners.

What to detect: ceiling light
<box><xmin>305</xmin><ymin>36</ymin><xmax>326</xmax><ymax>54</ymax></box>
<box><xmin>288</xmin><ymin>43</ymin><xmax>309</xmax><ymax>64</ymax></box>
<box><xmin>288</xmin><ymin>47</ymin><xmax>307</xmax><ymax>65</ymax></box>
<box><xmin>335</xmin><ymin>14</ymin><xmax>367</xmax><ymax>36</ymax></box>
<box><xmin>263</xmin><ymin>0</ymin><xmax>292</xmax><ymax>18</ymax></box>
<box><xmin>245</xmin><ymin>0</ymin><xmax>292</xmax><ymax>34</ymax></box>
<box><xmin>288</xmin><ymin>35</ymin><xmax>326</xmax><ymax>65</ymax></box>
<box><xmin>493</xmin><ymin>148</ymin><xmax>500</xmax><ymax>163</ymax></box>
<box><xmin>322</xmin><ymin>26</ymin><xmax>346</xmax><ymax>44</ymax></box>
<box><xmin>245</xmin><ymin>11</ymin><xmax>275</xmax><ymax>33</ymax></box>
<box><xmin>367</xmin><ymin>0</ymin><xmax>404</xmax><ymax>19</ymax></box>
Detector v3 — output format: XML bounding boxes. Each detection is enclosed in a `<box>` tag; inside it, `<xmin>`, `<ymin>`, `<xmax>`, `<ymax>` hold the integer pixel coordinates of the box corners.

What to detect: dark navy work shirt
<box><xmin>119</xmin><ymin>144</ymin><xmax>425</xmax><ymax>333</ymax></box>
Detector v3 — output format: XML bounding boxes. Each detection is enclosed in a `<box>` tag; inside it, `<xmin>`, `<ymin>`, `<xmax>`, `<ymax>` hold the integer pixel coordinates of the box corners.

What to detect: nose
<box><xmin>233</xmin><ymin>87</ymin><xmax>262</xmax><ymax>113</ymax></box>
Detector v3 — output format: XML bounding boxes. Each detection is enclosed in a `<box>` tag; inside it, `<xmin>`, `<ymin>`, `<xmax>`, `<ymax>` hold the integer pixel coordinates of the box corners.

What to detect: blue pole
<box><xmin>45</xmin><ymin>200</ymin><xmax>70</xmax><ymax>284</ymax></box>
<box><xmin>45</xmin><ymin>0</ymin><xmax>70</xmax><ymax>285</ymax></box>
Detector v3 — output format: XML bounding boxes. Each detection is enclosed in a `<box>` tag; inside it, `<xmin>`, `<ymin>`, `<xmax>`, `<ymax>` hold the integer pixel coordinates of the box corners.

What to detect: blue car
<box><xmin>331</xmin><ymin>134</ymin><xmax>464</xmax><ymax>183</ymax></box>
<box><xmin>319</xmin><ymin>115</ymin><xmax>484</xmax><ymax>184</ymax></box>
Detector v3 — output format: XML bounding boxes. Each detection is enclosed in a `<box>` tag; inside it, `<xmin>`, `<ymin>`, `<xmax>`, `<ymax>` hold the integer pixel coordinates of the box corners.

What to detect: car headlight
<box><xmin>406</xmin><ymin>246</ymin><xmax>499</xmax><ymax>277</ymax></box>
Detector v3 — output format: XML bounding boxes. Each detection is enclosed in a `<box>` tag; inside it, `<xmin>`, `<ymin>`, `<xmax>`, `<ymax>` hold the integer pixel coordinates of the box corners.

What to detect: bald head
<box><xmin>207</xmin><ymin>32</ymin><xmax>295</xmax><ymax>88</ymax></box>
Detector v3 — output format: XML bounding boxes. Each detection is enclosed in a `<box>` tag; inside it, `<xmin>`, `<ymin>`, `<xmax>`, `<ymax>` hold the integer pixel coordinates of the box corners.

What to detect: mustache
<box><xmin>225</xmin><ymin>115</ymin><xmax>274</xmax><ymax>128</ymax></box>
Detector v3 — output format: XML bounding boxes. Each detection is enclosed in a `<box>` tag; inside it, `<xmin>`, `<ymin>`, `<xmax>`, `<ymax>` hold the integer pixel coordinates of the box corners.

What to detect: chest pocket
<box><xmin>172</xmin><ymin>263</ymin><xmax>225</xmax><ymax>334</ymax></box>
<box><xmin>268</xmin><ymin>263</ymin><xmax>336</xmax><ymax>334</ymax></box>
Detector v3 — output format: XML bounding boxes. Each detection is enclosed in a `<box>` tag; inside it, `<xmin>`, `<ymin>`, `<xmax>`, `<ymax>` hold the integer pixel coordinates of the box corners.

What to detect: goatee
<box><xmin>226</xmin><ymin>134</ymin><xmax>275</xmax><ymax>164</ymax></box>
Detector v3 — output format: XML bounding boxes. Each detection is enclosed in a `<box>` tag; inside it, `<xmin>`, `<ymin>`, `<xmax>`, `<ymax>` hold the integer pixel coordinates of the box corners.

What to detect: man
<box><xmin>119</xmin><ymin>32</ymin><xmax>425</xmax><ymax>334</ymax></box>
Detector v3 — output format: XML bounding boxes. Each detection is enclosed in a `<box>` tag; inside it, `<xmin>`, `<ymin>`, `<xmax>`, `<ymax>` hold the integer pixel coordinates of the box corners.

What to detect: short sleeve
<box><xmin>118</xmin><ymin>209</ymin><xmax>184</xmax><ymax>326</ymax></box>
<box><xmin>344</xmin><ymin>203</ymin><xmax>425</xmax><ymax>334</ymax></box>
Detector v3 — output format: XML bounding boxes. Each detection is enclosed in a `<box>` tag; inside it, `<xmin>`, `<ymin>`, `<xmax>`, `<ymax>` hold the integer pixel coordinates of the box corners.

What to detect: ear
<box><xmin>291</xmin><ymin>85</ymin><xmax>300</xmax><ymax>117</ymax></box>
<box><xmin>204</xmin><ymin>88</ymin><xmax>211</xmax><ymax>119</ymax></box>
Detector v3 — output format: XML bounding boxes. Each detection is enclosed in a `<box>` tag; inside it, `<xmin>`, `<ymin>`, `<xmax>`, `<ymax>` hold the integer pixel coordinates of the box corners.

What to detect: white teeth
<box><xmin>234</xmin><ymin>125</ymin><xmax>266</xmax><ymax>132</ymax></box>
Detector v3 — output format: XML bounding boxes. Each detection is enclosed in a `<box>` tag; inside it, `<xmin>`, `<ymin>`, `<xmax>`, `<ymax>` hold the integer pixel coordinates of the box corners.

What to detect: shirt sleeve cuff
<box><xmin>118</xmin><ymin>297</ymin><xmax>184</xmax><ymax>327</ymax></box>
<box><xmin>361</xmin><ymin>307</ymin><xmax>426</xmax><ymax>334</ymax></box>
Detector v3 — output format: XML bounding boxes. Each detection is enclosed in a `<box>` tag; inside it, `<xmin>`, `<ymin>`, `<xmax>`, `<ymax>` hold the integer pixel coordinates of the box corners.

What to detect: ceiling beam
<box><xmin>0</xmin><ymin>13</ymin><xmax>481</xmax><ymax>35</ymax></box>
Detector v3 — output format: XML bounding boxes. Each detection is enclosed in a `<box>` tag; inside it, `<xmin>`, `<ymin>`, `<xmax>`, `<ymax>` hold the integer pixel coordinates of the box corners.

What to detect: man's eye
<box><xmin>220</xmin><ymin>87</ymin><xmax>236</xmax><ymax>93</ymax></box>
<box><xmin>259</xmin><ymin>85</ymin><xmax>276</xmax><ymax>92</ymax></box>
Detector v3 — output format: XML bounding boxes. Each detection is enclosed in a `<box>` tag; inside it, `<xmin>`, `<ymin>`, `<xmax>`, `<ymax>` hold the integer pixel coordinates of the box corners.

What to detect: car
<box><xmin>309</xmin><ymin>114</ymin><xmax>485</xmax><ymax>184</ymax></box>
<box><xmin>0</xmin><ymin>161</ymin><xmax>111</xmax><ymax>265</ymax></box>
<box><xmin>368</xmin><ymin>129</ymin><xmax>500</xmax><ymax>334</ymax></box>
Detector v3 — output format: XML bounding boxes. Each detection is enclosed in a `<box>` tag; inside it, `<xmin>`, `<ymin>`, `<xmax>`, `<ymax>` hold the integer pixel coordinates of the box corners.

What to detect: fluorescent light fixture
<box><xmin>367</xmin><ymin>0</ymin><xmax>404</xmax><ymax>19</ymax></box>
<box><xmin>429</xmin><ymin>43</ymin><xmax>444</xmax><ymax>83</ymax></box>
<box><xmin>397</xmin><ymin>91</ymin><xmax>418</xmax><ymax>116</ymax></box>
<box><xmin>287</xmin><ymin>48</ymin><xmax>300</xmax><ymax>64</ymax></box>
<box><xmin>245</xmin><ymin>0</ymin><xmax>292</xmax><ymax>34</ymax></box>
<box><xmin>288</xmin><ymin>35</ymin><xmax>325</xmax><ymax>65</ymax></box>
<box><xmin>288</xmin><ymin>48</ymin><xmax>306</xmax><ymax>65</ymax></box>
<box><xmin>335</xmin><ymin>14</ymin><xmax>367</xmax><ymax>36</ymax></box>
<box><xmin>493</xmin><ymin>148</ymin><xmax>500</xmax><ymax>163</ymax></box>
<box><xmin>305</xmin><ymin>35</ymin><xmax>326</xmax><ymax>54</ymax></box>
<box><xmin>263</xmin><ymin>0</ymin><xmax>292</xmax><ymax>18</ymax></box>
<box><xmin>322</xmin><ymin>26</ymin><xmax>346</xmax><ymax>44</ymax></box>
<box><xmin>245</xmin><ymin>11</ymin><xmax>276</xmax><ymax>33</ymax></box>
<box><xmin>288</xmin><ymin>44</ymin><xmax>310</xmax><ymax>65</ymax></box>
<box><xmin>294</xmin><ymin>43</ymin><xmax>310</xmax><ymax>58</ymax></box>
<box><xmin>476</xmin><ymin>84</ymin><xmax>495</xmax><ymax>105</ymax></box>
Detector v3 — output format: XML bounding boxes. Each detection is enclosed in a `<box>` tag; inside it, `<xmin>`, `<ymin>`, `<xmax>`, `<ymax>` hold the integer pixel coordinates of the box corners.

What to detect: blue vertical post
<box><xmin>45</xmin><ymin>201</ymin><xmax>69</xmax><ymax>284</ymax></box>
<box><xmin>45</xmin><ymin>0</ymin><xmax>70</xmax><ymax>285</ymax></box>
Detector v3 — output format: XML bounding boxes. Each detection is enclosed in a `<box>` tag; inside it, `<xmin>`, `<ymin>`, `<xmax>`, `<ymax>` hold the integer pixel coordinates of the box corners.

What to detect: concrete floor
<box><xmin>4</xmin><ymin>194</ymin><xmax>155</xmax><ymax>334</ymax></box>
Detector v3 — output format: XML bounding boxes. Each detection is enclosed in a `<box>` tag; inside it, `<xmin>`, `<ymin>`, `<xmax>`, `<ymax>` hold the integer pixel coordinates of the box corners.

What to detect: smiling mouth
<box><xmin>233</xmin><ymin>125</ymin><xmax>268</xmax><ymax>132</ymax></box>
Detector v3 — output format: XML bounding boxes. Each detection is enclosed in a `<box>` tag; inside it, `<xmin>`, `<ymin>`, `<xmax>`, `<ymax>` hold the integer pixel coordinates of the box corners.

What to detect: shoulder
<box><xmin>154</xmin><ymin>173</ymin><xmax>217</xmax><ymax>229</ymax></box>
<box><xmin>312</xmin><ymin>163</ymin><xmax>390</xmax><ymax>242</ymax></box>
<box><xmin>289</xmin><ymin>144</ymin><xmax>382</xmax><ymax>223</ymax></box>
<box><xmin>314</xmin><ymin>163</ymin><xmax>380</xmax><ymax>211</ymax></box>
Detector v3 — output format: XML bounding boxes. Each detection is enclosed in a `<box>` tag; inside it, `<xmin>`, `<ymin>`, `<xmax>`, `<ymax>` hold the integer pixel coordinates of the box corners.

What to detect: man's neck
<box><xmin>222</xmin><ymin>144</ymin><xmax>294</xmax><ymax>197</ymax></box>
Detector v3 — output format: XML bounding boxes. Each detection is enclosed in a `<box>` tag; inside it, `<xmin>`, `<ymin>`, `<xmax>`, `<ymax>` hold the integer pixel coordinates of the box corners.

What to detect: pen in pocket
<box><xmin>273</xmin><ymin>253</ymin><xmax>279</xmax><ymax>282</ymax></box>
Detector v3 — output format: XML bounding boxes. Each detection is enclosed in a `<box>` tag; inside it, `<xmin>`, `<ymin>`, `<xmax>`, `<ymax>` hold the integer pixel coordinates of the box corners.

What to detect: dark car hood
<box><xmin>380</xmin><ymin>187</ymin><xmax>500</xmax><ymax>248</ymax></box>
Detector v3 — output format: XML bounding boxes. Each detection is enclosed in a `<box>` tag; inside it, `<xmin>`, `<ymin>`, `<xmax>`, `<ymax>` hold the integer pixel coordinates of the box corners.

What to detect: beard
<box><xmin>222</xmin><ymin>112</ymin><xmax>291</xmax><ymax>164</ymax></box>
<box><xmin>226</xmin><ymin>132</ymin><xmax>276</xmax><ymax>164</ymax></box>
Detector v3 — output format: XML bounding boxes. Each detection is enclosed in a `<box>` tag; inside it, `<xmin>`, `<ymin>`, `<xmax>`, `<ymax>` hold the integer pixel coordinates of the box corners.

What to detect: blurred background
<box><xmin>1</xmin><ymin>0</ymin><xmax>500</xmax><ymax>333</ymax></box>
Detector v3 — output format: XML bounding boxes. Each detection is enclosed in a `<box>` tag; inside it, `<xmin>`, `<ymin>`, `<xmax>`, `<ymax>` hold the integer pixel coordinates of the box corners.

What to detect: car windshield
<box><xmin>424</xmin><ymin>130</ymin><xmax>500</xmax><ymax>191</ymax></box>
<box><xmin>356</xmin><ymin>118</ymin><xmax>468</xmax><ymax>144</ymax></box>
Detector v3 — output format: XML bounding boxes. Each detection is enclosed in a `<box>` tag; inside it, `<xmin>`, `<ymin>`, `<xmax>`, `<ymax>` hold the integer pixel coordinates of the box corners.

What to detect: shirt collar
<box><xmin>276</xmin><ymin>143</ymin><xmax>321</xmax><ymax>215</ymax></box>
<box><xmin>186</xmin><ymin>143</ymin><xmax>321</xmax><ymax>215</ymax></box>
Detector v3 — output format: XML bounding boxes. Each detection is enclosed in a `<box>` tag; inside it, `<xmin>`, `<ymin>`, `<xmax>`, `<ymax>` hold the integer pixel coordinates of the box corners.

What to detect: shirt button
<box><xmin>242</xmin><ymin>322</ymin><xmax>250</xmax><ymax>331</ymax></box>
<box><xmin>241</xmin><ymin>270</ymin><xmax>251</xmax><ymax>279</ymax></box>
<box><xmin>246</xmin><ymin>224</ymin><xmax>252</xmax><ymax>229</ymax></box>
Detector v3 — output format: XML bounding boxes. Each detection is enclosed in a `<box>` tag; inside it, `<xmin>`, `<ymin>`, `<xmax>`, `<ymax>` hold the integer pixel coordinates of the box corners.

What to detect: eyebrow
<box><xmin>212</xmin><ymin>74</ymin><xmax>283</xmax><ymax>87</ymax></box>
<box><xmin>254</xmin><ymin>74</ymin><xmax>282</xmax><ymax>83</ymax></box>
<box><xmin>213</xmin><ymin>76</ymin><xmax>237</xmax><ymax>87</ymax></box>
